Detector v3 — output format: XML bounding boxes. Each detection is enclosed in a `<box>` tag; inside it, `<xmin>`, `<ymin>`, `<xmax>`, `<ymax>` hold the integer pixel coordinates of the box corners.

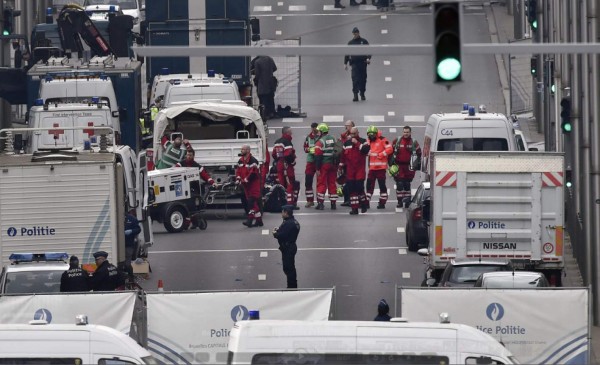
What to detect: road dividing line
<box><xmin>253</xmin><ymin>6</ymin><xmax>272</xmax><ymax>11</ymax></box>
<box><xmin>282</xmin><ymin>118</ymin><xmax>304</xmax><ymax>123</ymax></box>
<box><xmin>404</xmin><ymin>115</ymin><xmax>425</xmax><ymax>123</ymax></box>
<box><xmin>389</xmin><ymin>127</ymin><xmax>397</xmax><ymax>133</ymax></box>
<box><xmin>260</xmin><ymin>251</ymin><xmax>268</xmax><ymax>257</ymax></box>
<box><xmin>277</xmin><ymin>1</ymin><xmax>284</xmax><ymax>5</ymax></box>
<box><xmin>289</xmin><ymin>5</ymin><xmax>306</xmax><ymax>11</ymax></box>
<box><xmin>323</xmin><ymin>115</ymin><xmax>344</xmax><ymax>123</ymax></box>
<box><xmin>386</xmin><ymin>94</ymin><xmax>394</xmax><ymax>99</ymax></box>
<box><xmin>397</xmin><ymin>227</ymin><xmax>405</xmax><ymax>233</ymax></box>
<box><xmin>388</xmin><ymin>111</ymin><xmax>396</xmax><ymax>116</ymax></box>
<box><xmin>276</xmin><ymin>30</ymin><xmax>282</xmax><ymax>35</ymax></box>
<box><xmin>323</xmin><ymin>5</ymin><xmax>342</xmax><ymax>10</ymax></box>
<box><xmin>276</xmin><ymin>16</ymin><xmax>283</xmax><ymax>20</ymax></box>
<box><xmin>383</xmin><ymin>60</ymin><xmax>391</xmax><ymax>65</ymax></box>
<box><xmin>381</xmin><ymin>29</ymin><xmax>388</xmax><ymax>34</ymax></box>
<box><xmin>381</xmin><ymin>15</ymin><xmax>387</xmax><ymax>19</ymax></box>
<box><xmin>268</xmin><ymin>129</ymin><xmax>275</xmax><ymax>134</ymax></box>
<box><xmin>364</xmin><ymin>115</ymin><xmax>385</xmax><ymax>123</ymax></box>
<box><xmin>385</xmin><ymin>76</ymin><xmax>392</xmax><ymax>82</ymax></box>
<box><xmin>402</xmin><ymin>272</ymin><xmax>411</xmax><ymax>279</ymax></box>
<box><xmin>258</xmin><ymin>274</ymin><xmax>267</xmax><ymax>281</ymax></box>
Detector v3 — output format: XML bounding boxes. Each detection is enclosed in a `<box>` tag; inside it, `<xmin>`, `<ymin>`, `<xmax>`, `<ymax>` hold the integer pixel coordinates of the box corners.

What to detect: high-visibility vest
<box><xmin>316</xmin><ymin>134</ymin><xmax>336</xmax><ymax>164</ymax></box>
<box><xmin>368</xmin><ymin>137</ymin><xmax>392</xmax><ymax>170</ymax></box>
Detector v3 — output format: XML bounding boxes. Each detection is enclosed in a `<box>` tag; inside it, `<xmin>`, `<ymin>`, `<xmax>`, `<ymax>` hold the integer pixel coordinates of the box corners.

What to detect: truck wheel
<box><xmin>198</xmin><ymin>218</ymin><xmax>208</xmax><ymax>230</ymax></box>
<box><xmin>164</xmin><ymin>206</ymin><xmax>187</xmax><ymax>233</ymax></box>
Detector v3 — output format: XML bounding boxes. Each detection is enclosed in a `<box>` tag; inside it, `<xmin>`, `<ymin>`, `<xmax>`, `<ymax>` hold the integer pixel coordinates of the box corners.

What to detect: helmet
<box><xmin>336</xmin><ymin>185</ymin><xmax>344</xmax><ymax>196</ymax></box>
<box><xmin>388</xmin><ymin>164</ymin><xmax>399</xmax><ymax>177</ymax></box>
<box><xmin>317</xmin><ymin>123</ymin><xmax>329</xmax><ymax>133</ymax></box>
<box><xmin>367</xmin><ymin>125</ymin><xmax>378</xmax><ymax>135</ymax></box>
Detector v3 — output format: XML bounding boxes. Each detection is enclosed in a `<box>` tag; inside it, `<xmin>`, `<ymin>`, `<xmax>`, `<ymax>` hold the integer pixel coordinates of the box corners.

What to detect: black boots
<box><xmin>316</xmin><ymin>202</ymin><xmax>325</xmax><ymax>210</ymax></box>
<box><xmin>349</xmin><ymin>208</ymin><xmax>359</xmax><ymax>215</ymax></box>
<box><xmin>350</xmin><ymin>0</ymin><xmax>359</xmax><ymax>6</ymax></box>
<box><xmin>331</xmin><ymin>202</ymin><xmax>337</xmax><ymax>210</ymax></box>
<box><xmin>334</xmin><ymin>2</ymin><xmax>345</xmax><ymax>8</ymax></box>
<box><xmin>353</xmin><ymin>93</ymin><xmax>359</xmax><ymax>102</ymax></box>
<box><xmin>360</xmin><ymin>92</ymin><xmax>366</xmax><ymax>100</ymax></box>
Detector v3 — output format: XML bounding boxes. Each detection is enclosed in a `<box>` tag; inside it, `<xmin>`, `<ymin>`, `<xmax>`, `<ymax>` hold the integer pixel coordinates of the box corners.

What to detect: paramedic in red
<box><xmin>314</xmin><ymin>123</ymin><xmax>338</xmax><ymax>210</ymax></box>
<box><xmin>303</xmin><ymin>122</ymin><xmax>320</xmax><ymax>207</ymax></box>
<box><xmin>339</xmin><ymin>127</ymin><xmax>370</xmax><ymax>215</ymax></box>
<box><xmin>272</xmin><ymin>126</ymin><xmax>299</xmax><ymax>208</ymax></box>
<box><xmin>236</xmin><ymin>145</ymin><xmax>263</xmax><ymax>228</ymax></box>
<box><xmin>390</xmin><ymin>126</ymin><xmax>421</xmax><ymax>208</ymax></box>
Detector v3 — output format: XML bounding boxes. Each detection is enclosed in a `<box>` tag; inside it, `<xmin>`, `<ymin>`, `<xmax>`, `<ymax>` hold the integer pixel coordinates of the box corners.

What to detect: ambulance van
<box><xmin>422</xmin><ymin>105</ymin><xmax>518</xmax><ymax>175</ymax></box>
<box><xmin>227</xmin><ymin>319</ymin><xmax>519</xmax><ymax>364</ymax></box>
<box><xmin>0</xmin><ymin>318</ymin><xmax>158</xmax><ymax>364</ymax></box>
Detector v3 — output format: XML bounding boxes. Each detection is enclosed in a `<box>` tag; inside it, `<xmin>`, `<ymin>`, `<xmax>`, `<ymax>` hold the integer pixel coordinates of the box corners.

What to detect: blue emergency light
<box><xmin>9</xmin><ymin>252</ymin><xmax>68</xmax><ymax>264</ymax></box>
<box><xmin>160</xmin><ymin>68</ymin><xmax>170</xmax><ymax>75</ymax></box>
<box><xmin>91</xmin><ymin>96</ymin><xmax>100</xmax><ymax>104</ymax></box>
<box><xmin>249</xmin><ymin>310</ymin><xmax>260</xmax><ymax>320</ymax></box>
<box><xmin>44</xmin><ymin>75</ymin><xmax>53</xmax><ymax>82</ymax></box>
<box><xmin>468</xmin><ymin>106</ymin><xmax>476</xmax><ymax>116</ymax></box>
<box><xmin>46</xmin><ymin>7</ymin><xmax>52</xmax><ymax>16</ymax></box>
<box><xmin>109</xmin><ymin>5</ymin><xmax>116</xmax><ymax>13</ymax></box>
<box><xmin>100</xmin><ymin>74</ymin><xmax>108</xmax><ymax>80</ymax></box>
<box><xmin>208</xmin><ymin>69</ymin><xmax>216</xmax><ymax>78</ymax></box>
<box><xmin>462</xmin><ymin>103</ymin><xmax>469</xmax><ymax>111</ymax></box>
<box><xmin>34</xmin><ymin>98</ymin><xmax>44</xmax><ymax>106</ymax></box>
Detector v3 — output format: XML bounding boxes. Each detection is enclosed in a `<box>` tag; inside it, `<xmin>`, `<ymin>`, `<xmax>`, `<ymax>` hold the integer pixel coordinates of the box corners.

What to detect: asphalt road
<box><xmin>147</xmin><ymin>1</ymin><xmax>504</xmax><ymax>321</ymax></box>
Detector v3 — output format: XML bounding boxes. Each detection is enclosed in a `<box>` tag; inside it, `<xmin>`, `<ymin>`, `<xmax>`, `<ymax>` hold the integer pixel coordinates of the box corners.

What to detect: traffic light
<box><xmin>530</xmin><ymin>56</ymin><xmax>537</xmax><ymax>77</ymax></box>
<box><xmin>527</xmin><ymin>0</ymin><xmax>538</xmax><ymax>31</ymax></box>
<box><xmin>560</xmin><ymin>98</ymin><xmax>572</xmax><ymax>134</ymax></box>
<box><xmin>2</xmin><ymin>8</ymin><xmax>13</xmax><ymax>36</ymax></box>
<box><xmin>433</xmin><ymin>2</ymin><xmax>462</xmax><ymax>83</ymax></box>
<box><xmin>565</xmin><ymin>169</ymin><xmax>572</xmax><ymax>188</ymax></box>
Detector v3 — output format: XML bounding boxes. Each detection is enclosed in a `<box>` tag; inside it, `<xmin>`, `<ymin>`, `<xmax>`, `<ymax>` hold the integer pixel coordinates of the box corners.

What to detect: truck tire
<box><xmin>164</xmin><ymin>205</ymin><xmax>187</xmax><ymax>233</ymax></box>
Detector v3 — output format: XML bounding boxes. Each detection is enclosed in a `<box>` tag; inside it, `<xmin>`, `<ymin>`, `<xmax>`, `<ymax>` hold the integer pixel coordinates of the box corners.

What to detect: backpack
<box><xmin>333</xmin><ymin>139</ymin><xmax>344</xmax><ymax>165</ymax></box>
<box><xmin>264</xmin><ymin>184</ymin><xmax>287</xmax><ymax>213</ymax></box>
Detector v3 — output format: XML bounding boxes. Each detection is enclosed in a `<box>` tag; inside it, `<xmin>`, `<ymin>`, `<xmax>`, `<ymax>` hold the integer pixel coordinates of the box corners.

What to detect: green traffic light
<box><xmin>566</xmin><ymin>181</ymin><xmax>573</xmax><ymax>188</ymax></box>
<box><xmin>551</xmin><ymin>84</ymin><xmax>556</xmax><ymax>94</ymax></box>
<box><xmin>532</xmin><ymin>20</ymin><xmax>538</xmax><ymax>29</ymax></box>
<box><xmin>563</xmin><ymin>123</ymin><xmax>572</xmax><ymax>133</ymax></box>
<box><xmin>436</xmin><ymin>58</ymin><xmax>462</xmax><ymax>81</ymax></box>
<box><xmin>2</xmin><ymin>30</ymin><xmax>8</xmax><ymax>36</ymax></box>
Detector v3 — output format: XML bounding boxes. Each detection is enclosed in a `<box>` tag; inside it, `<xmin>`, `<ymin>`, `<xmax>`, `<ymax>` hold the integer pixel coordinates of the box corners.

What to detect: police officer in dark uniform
<box><xmin>272</xmin><ymin>205</ymin><xmax>301</xmax><ymax>289</ymax></box>
<box><xmin>373</xmin><ymin>298</ymin><xmax>392</xmax><ymax>321</ymax></box>
<box><xmin>89</xmin><ymin>251</ymin><xmax>124</xmax><ymax>291</ymax></box>
<box><xmin>344</xmin><ymin>27</ymin><xmax>371</xmax><ymax>102</ymax></box>
<box><xmin>60</xmin><ymin>255</ymin><xmax>90</xmax><ymax>292</ymax></box>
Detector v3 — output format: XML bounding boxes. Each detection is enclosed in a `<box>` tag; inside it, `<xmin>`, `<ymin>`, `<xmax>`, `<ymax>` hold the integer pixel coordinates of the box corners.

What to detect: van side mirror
<box><xmin>529</xmin><ymin>147</ymin><xmax>538</xmax><ymax>151</ymax></box>
<box><xmin>476</xmin><ymin>356</ymin><xmax>493</xmax><ymax>364</ymax></box>
<box><xmin>422</xmin><ymin>197</ymin><xmax>431</xmax><ymax>222</ymax></box>
<box><xmin>249</xmin><ymin>18</ymin><xmax>260</xmax><ymax>42</ymax></box>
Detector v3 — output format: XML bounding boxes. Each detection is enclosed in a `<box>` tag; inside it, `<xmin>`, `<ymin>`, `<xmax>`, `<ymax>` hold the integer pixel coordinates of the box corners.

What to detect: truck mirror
<box><xmin>250</xmin><ymin>18</ymin><xmax>260</xmax><ymax>42</ymax></box>
<box><xmin>417</xmin><ymin>248</ymin><xmax>429</xmax><ymax>257</ymax></box>
<box><xmin>422</xmin><ymin>197</ymin><xmax>431</xmax><ymax>222</ymax></box>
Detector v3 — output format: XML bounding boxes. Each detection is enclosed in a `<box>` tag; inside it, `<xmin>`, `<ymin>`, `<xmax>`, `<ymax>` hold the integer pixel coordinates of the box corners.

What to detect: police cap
<box><xmin>352</xmin><ymin>27</ymin><xmax>360</xmax><ymax>34</ymax></box>
<box><xmin>93</xmin><ymin>251</ymin><xmax>108</xmax><ymax>259</ymax></box>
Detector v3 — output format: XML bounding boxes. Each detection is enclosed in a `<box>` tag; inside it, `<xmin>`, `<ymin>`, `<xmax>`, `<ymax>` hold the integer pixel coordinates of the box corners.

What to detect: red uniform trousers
<box><xmin>366</xmin><ymin>169</ymin><xmax>388</xmax><ymax>205</ymax></box>
<box><xmin>316</xmin><ymin>163</ymin><xmax>337</xmax><ymax>204</ymax></box>
<box><xmin>276</xmin><ymin>160</ymin><xmax>298</xmax><ymax>205</ymax></box>
<box><xmin>345</xmin><ymin>166</ymin><xmax>367</xmax><ymax>210</ymax></box>
<box><xmin>242</xmin><ymin>180</ymin><xmax>262</xmax><ymax>222</ymax></box>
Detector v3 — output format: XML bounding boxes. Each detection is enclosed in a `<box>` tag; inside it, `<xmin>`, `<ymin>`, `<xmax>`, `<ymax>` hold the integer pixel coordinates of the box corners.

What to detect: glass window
<box><xmin>0</xmin><ymin>358</ymin><xmax>82</xmax><ymax>364</ymax></box>
<box><xmin>4</xmin><ymin>270</ymin><xmax>63</xmax><ymax>294</ymax></box>
<box><xmin>449</xmin><ymin>265</ymin><xmax>506</xmax><ymax>284</ymax></box>
<box><xmin>251</xmin><ymin>353</ymin><xmax>450</xmax><ymax>364</ymax></box>
<box><xmin>437</xmin><ymin>138</ymin><xmax>508</xmax><ymax>151</ymax></box>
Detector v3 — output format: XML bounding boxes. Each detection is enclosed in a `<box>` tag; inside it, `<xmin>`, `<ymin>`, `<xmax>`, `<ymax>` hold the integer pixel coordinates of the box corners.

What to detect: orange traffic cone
<box><xmin>157</xmin><ymin>279</ymin><xmax>164</xmax><ymax>292</ymax></box>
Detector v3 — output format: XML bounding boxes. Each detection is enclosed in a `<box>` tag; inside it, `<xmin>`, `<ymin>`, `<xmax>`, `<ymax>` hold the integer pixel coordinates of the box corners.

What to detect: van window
<box><xmin>99</xmin><ymin>359</ymin><xmax>136</xmax><ymax>364</ymax></box>
<box><xmin>250</xmin><ymin>353</ymin><xmax>450</xmax><ymax>364</ymax></box>
<box><xmin>173</xmin><ymin>114</ymin><xmax>257</xmax><ymax>141</ymax></box>
<box><xmin>0</xmin><ymin>358</ymin><xmax>82</xmax><ymax>364</ymax></box>
<box><xmin>5</xmin><ymin>270</ymin><xmax>63</xmax><ymax>294</ymax></box>
<box><xmin>45</xmin><ymin>97</ymin><xmax>112</xmax><ymax>110</ymax></box>
<box><xmin>437</xmin><ymin>138</ymin><xmax>508</xmax><ymax>151</ymax></box>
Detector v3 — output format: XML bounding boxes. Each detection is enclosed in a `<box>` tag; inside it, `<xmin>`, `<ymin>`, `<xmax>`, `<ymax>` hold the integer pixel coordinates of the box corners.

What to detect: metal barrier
<box><xmin>509</xmin><ymin>38</ymin><xmax>534</xmax><ymax>114</ymax></box>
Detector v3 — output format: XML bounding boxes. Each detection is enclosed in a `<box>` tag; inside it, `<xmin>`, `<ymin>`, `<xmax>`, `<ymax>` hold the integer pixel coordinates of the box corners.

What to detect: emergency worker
<box><xmin>272</xmin><ymin>205</ymin><xmax>301</xmax><ymax>289</ymax></box>
<box><xmin>236</xmin><ymin>145</ymin><xmax>263</xmax><ymax>227</ymax></box>
<box><xmin>366</xmin><ymin>126</ymin><xmax>393</xmax><ymax>209</ymax></box>
<box><xmin>124</xmin><ymin>211</ymin><xmax>141</xmax><ymax>277</ymax></box>
<box><xmin>272</xmin><ymin>126</ymin><xmax>299</xmax><ymax>208</ymax></box>
<box><xmin>339</xmin><ymin>127</ymin><xmax>370</xmax><ymax>215</ymax></box>
<box><xmin>344</xmin><ymin>28</ymin><xmax>371</xmax><ymax>102</ymax></box>
<box><xmin>180</xmin><ymin>150</ymin><xmax>216</xmax><ymax>186</ymax></box>
<box><xmin>303</xmin><ymin>122</ymin><xmax>320</xmax><ymax>207</ymax></box>
<box><xmin>390</xmin><ymin>126</ymin><xmax>421</xmax><ymax>208</ymax></box>
<box><xmin>156</xmin><ymin>134</ymin><xmax>191</xmax><ymax>169</ymax></box>
<box><xmin>314</xmin><ymin>123</ymin><xmax>338</xmax><ymax>210</ymax></box>
<box><xmin>339</xmin><ymin>120</ymin><xmax>355</xmax><ymax>207</ymax></box>
<box><xmin>89</xmin><ymin>251</ymin><xmax>124</xmax><ymax>291</ymax></box>
<box><xmin>60</xmin><ymin>255</ymin><xmax>90</xmax><ymax>292</ymax></box>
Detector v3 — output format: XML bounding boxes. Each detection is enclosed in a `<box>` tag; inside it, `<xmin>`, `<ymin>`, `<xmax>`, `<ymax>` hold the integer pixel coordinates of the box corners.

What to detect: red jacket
<box><xmin>272</xmin><ymin>134</ymin><xmax>296</xmax><ymax>165</ymax></box>
<box><xmin>391</xmin><ymin>137</ymin><xmax>421</xmax><ymax>179</ymax></box>
<box><xmin>340</xmin><ymin>136</ymin><xmax>370</xmax><ymax>180</ymax></box>
<box><xmin>236</xmin><ymin>154</ymin><xmax>261</xmax><ymax>197</ymax></box>
<box><xmin>180</xmin><ymin>159</ymin><xmax>214</xmax><ymax>185</ymax></box>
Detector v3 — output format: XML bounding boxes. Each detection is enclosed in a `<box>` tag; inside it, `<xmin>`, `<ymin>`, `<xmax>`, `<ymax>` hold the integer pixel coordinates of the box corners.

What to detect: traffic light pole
<box><xmin>0</xmin><ymin>0</ymin><xmax>9</xmax><ymax>130</ymax></box>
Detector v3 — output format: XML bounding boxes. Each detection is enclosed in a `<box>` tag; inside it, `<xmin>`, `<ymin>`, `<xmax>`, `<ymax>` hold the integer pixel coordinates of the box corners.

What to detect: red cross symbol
<box><xmin>83</xmin><ymin>122</ymin><xmax>95</xmax><ymax>138</ymax></box>
<box><xmin>48</xmin><ymin>123</ymin><xmax>64</xmax><ymax>140</ymax></box>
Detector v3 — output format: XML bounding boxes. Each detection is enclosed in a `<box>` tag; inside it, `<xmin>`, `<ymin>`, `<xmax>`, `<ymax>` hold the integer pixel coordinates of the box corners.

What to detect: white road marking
<box><xmin>389</xmin><ymin>127</ymin><xmax>397</xmax><ymax>133</ymax></box>
<box><xmin>402</xmin><ymin>272</ymin><xmax>411</xmax><ymax>279</ymax></box>
<box><xmin>404</xmin><ymin>115</ymin><xmax>425</xmax><ymax>123</ymax></box>
<box><xmin>277</xmin><ymin>1</ymin><xmax>284</xmax><ymax>5</ymax></box>
<box><xmin>323</xmin><ymin>5</ymin><xmax>342</xmax><ymax>10</ymax></box>
<box><xmin>359</xmin><ymin>5</ymin><xmax>377</xmax><ymax>10</ymax></box>
<box><xmin>268</xmin><ymin>129</ymin><xmax>275</xmax><ymax>134</ymax></box>
<box><xmin>276</xmin><ymin>16</ymin><xmax>283</xmax><ymax>20</ymax></box>
<box><xmin>289</xmin><ymin>5</ymin><xmax>306</xmax><ymax>11</ymax></box>
<box><xmin>388</xmin><ymin>111</ymin><xmax>396</xmax><ymax>116</ymax></box>
<box><xmin>254</xmin><ymin>6</ymin><xmax>272</xmax><ymax>12</ymax></box>
<box><xmin>293</xmin><ymin>211</ymin><xmax>396</xmax><ymax>216</ymax></box>
<box><xmin>323</xmin><ymin>115</ymin><xmax>344</xmax><ymax>123</ymax></box>
<box><xmin>381</xmin><ymin>15</ymin><xmax>388</xmax><ymax>20</ymax></box>
<box><xmin>398</xmin><ymin>248</ymin><xmax>407</xmax><ymax>255</ymax></box>
<box><xmin>383</xmin><ymin>60</ymin><xmax>391</xmax><ymax>65</ymax></box>
<box><xmin>152</xmin><ymin>246</ymin><xmax>408</xmax><ymax>255</ymax></box>
<box><xmin>395</xmin><ymin>207</ymin><xmax>404</xmax><ymax>213</ymax></box>
<box><xmin>386</xmin><ymin>94</ymin><xmax>394</xmax><ymax>99</ymax></box>
<box><xmin>262</xmin><ymin>229</ymin><xmax>270</xmax><ymax>235</ymax></box>
<box><xmin>381</xmin><ymin>29</ymin><xmax>388</xmax><ymax>34</ymax></box>
<box><xmin>364</xmin><ymin>115</ymin><xmax>385</xmax><ymax>123</ymax></box>
<box><xmin>260</xmin><ymin>251</ymin><xmax>269</xmax><ymax>257</ymax></box>
<box><xmin>258</xmin><ymin>274</ymin><xmax>267</xmax><ymax>280</ymax></box>
<box><xmin>282</xmin><ymin>118</ymin><xmax>304</xmax><ymax>123</ymax></box>
<box><xmin>276</xmin><ymin>30</ymin><xmax>282</xmax><ymax>35</ymax></box>
<box><xmin>385</xmin><ymin>76</ymin><xmax>392</xmax><ymax>82</ymax></box>
<box><xmin>397</xmin><ymin>227</ymin><xmax>405</xmax><ymax>233</ymax></box>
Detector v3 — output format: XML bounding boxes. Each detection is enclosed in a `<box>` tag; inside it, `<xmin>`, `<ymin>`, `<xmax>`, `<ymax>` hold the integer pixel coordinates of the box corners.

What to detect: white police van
<box><xmin>0</xmin><ymin>253</ymin><xmax>69</xmax><ymax>294</ymax></box>
<box><xmin>0</xmin><ymin>315</ymin><xmax>158</xmax><ymax>364</ymax></box>
<box><xmin>227</xmin><ymin>318</ymin><xmax>519</xmax><ymax>364</ymax></box>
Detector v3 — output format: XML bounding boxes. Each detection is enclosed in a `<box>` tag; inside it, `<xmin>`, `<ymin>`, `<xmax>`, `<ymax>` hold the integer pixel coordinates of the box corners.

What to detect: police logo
<box><xmin>486</xmin><ymin>303</ymin><xmax>504</xmax><ymax>321</ymax></box>
<box><xmin>7</xmin><ymin>227</ymin><xmax>17</xmax><ymax>237</ymax></box>
<box><xmin>34</xmin><ymin>308</ymin><xmax>53</xmax><ymax>323</ymax></box>
<box><xmin>231</xmin><ymin>305</ymin><xmax>249</xmax><ymax>322</ymax></box>
<box><xmin>467</xmin><ymin>221</ymin><xmax>476</xmax><ymax>229</ymax></box>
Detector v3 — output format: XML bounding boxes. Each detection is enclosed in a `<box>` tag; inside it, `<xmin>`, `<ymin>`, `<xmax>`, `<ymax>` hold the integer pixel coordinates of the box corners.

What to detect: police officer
<box><xmin>344</xmin><ymin>27</ymin><xmax>371</xmax><ymax>102</ymax></box>
<box><xmin>373</xmin><ymin>299</ymin><xmax>392</xmax><ymax>321</ymax></box>
<box><xmin>124</xmin><ymin>211</ymin><xmax>141</xmax><ymax>278</ymax></box>
<box><xmin>89</xmin><ymin>251</ymin><xmax>124</xmax><ymax>291</ymax></box>
<box><xmin>60</xmin><ymin>255</ymin><xmax>90</xmax><ymax>292</ymax></box>
<box><xmin>272</xmin><ymin>205</ymin><xmax>301</xmax><ymax>289</ymax></box>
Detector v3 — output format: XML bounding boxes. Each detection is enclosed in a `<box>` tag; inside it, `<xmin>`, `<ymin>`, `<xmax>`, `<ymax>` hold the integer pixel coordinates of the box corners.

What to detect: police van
<box><xmin>0</xmin><ymin>316</ymin><xmax>158</xmax><ymax>364</ymax></box>
<box><xmin>162</xmin><ymin>77</ymin><xmax>244</xmax><ymax>109</ymax></box>
<box><xmin>422</xmin><ymin>105</ymin><xmax>518</xmax><ymax>175</ymax></box>
<box><xmin>227</xmin><ymin>318</ymin><xmax>519</xmax><ymax>364</ymax></box>
<box><xmin>0</xmin><ymin>253</ymin><xmax>69</xmax><ymax>294</ymax></box>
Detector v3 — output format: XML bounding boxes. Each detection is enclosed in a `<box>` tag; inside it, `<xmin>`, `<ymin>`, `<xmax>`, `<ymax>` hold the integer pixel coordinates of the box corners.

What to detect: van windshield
<box><xmin>4</xmin><ymin>270</ymin><xmax>63</xmax><ymax>294</ymax></box>
<box><xmin>172</xmin><ymin>114</ymin><xmax>258</xmax><ymax>141</ymax></box>
<box><xmin>167</xmin><ymin>85</ymin><xmax>238</xmax><ymax>106</ymax></box>
<box><xmin>437</xmin><ymin>138</ymin><xmax>508</xmax><ymax>151</ymax></box>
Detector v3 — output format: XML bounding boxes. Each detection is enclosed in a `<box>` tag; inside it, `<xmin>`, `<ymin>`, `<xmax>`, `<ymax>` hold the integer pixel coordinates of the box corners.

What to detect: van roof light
<box><xmin>248</xmin><ymin>310</ymin><xmax>260</xmax><ymax>320</ymax></box>
<box><xmin>468</xmin><ymin>106</ymin><xmax>476</xmax><ymax>116</ymax></box>
<box><xmin>439</xmin><ymin>312</ymin><xmax>451</xmax><ymax>323</ymax></box>
<box><xmin>109</xmin><ymin>5</ymin><xmax>116</xmax><ymax>12</ymax></box>
<box><xmin>478</xmin><ymin>104</ymin><xmax>487</xmax><ymax>113</ymax></box>
<box><xmin>9</xmin><ymin>252</ymin><xmax>69</xmax><ymax>264</ymax></box>
<box><xmin>462</xmin><ymin>103</ymin><xmax>469</xmax><ymax>111</ymax></box>
<box><xmin>75</xmin><ymin>315</ymin><xmax>88</xmax><ymax>325</ymax></box>
<box><xmin>160</xmin><ymin>67</ymin><xmax>170</xmax><ymax>75</ymax></box>
<box><xmin>92</xmin><ymin>96</ymin><xmax>100</xmax><ymax>104</ymax></box>
<box><xmin>208</xmin><ymin>69</ymin><xmax>216</xmax><ymax>77</ymax></box>
<box><xmin>34</xmin><ymin>98</ymin><xmax>44</xmax><ymax>106</ymax></box>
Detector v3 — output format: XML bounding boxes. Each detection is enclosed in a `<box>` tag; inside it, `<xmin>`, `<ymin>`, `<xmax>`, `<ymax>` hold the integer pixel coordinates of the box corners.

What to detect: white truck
<box><xmin>0</xmin><ymin>130</ymin><xmax>153</xmax><ymax>274</ymax></box>
<box><xmin>420</xmin><ymin>151</ymin><xmax>565</xmax><ymax>286</ymax></box>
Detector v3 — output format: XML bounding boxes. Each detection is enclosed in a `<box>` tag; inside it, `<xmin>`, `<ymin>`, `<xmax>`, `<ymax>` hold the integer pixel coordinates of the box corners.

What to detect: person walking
<box><xmin>366</xmin><ymin>126</ymin><xmax>393</xmax><ymax>209</ymax></box>
<box><xmin>373</xmin><ymin>299</ymin><xmax>392</xmax><ymax>321</ymax></box>
<box><xmin>344</xmin><ymin>27</ymin><xmax>371</xmax><ymax>102</ymax></box>
<box><xmin>339</xmin><ymin>127</ymin><xmax>370</xmax><ymax>215</ymax></box>
<box><xmin>272</xmin><ymin>126</ymin><xmax>299</xmax><ymax>208</ymax></box>
<box><xmin>334</xmin><ymin>0</ymin><xmax>345</xmax><ymax>8</ymax></box>
<box><xmin>156</xmin><ymin>134</ymin><xmax>191</xmax><ymax>169</ymax></box>
<box><xmin>314</xmin><ymin>123</ymin><xmax>338</xmax><ymax>210</ymax></box>
<box><xmin>236</xmin><ymin>144</ymin><xmax>263</xmax><ymax>227</ymax></box>
<box><xmin>389</xmin><ymin>126</ymin><xmax>422</xmax><ymax>208</ymax></box>
<box><xmin>60</xmin><ymin>255</ymin><xmax>90</xmax><ymax>292</ymax></box>
<box><xmin>89</xmin><ymin>251</ymin><xmax>124</xmax><ymax>291</ymax></box>
<box><xmin>272</xmin><ymin>205</ymin><xmax>301</xmax><ymax>289</ymax></box>
<box><xmin>339</xmin><ymin>120</ymin><xmax>355</xmax><ymax>207</ymax></box>
<box><xmin>303</xmin><ymin>122</ymin><xmax>320</xmax><ymax>208</ymax></box>
<box><xmin>252</xmin><ymin>55</ymin><xmax>278</xmax><ymax>120</ymax></box>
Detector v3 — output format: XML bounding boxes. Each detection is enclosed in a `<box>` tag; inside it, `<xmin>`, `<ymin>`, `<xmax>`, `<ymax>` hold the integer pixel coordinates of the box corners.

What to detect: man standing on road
<box><xmin>252</xmin><ymin>55</ymin><xmax>278</xmax><ymax>120</ymax></box>
<box><xmin>236</xmin><ymin>144</ymin><xmax>263</xmax><ymax>228</ymax></box>
<box><xmin>303</xmin><ymin>122</ymin><xmax>320</xmax><ymax>207</ymax></box>
<box><xmin>273</xmin><ymin>126</ymin><xmax>299</xmax><ymax>208</ymax></box>
<box><xmin>389</xmin><ymin>126</ymin><xmax>421</xmax><ymax>208</ymax></box>
<box><xmin>90</xmin><ymin>251</ymin><xmax>124</xmax><ymax>291</ymax></box>
<box><xmin>60</xmin><ymin>255</ymin><xmax>90</xmax><ymax>292</ymax></box>
<box><xmin>339</xmin><ymin>120</ymin><xmax>355</xmax><ymax>207</ymax></box>
<box><xmin>314</xmin><ymin>123</ymin><xmax>338</xmax><ymax>210</ymax></box>
<box><xmin>344</xmin><ymin>27</ymin><xmax>371</xmax><ymax>102</ymax></box>
<box><xmin>366</xmin><ymin>126</ymin><xmax>393</xmax><ymax>209</ymax></box>
<box><xmin>339</xmin><ymin>127</ymin><xmax>370</xmax><ymax>215</ymax></box>
<box><xmin>272</xmin><ymin>205</ymin><xmax>301</xmax><ymax>289</ymax></box>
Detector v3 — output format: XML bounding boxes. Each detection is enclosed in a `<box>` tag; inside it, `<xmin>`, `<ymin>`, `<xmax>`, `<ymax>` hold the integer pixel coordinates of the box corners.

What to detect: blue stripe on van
<box><xmin>147</xmin><ymin>337</ymin><xmax>192</xmax><ymax>364</ymax></box>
